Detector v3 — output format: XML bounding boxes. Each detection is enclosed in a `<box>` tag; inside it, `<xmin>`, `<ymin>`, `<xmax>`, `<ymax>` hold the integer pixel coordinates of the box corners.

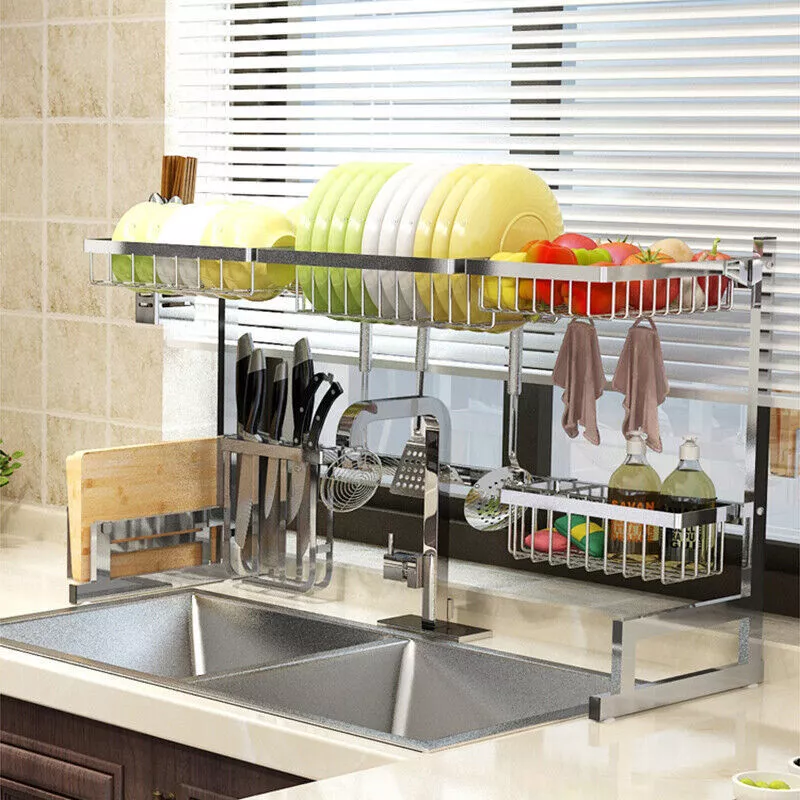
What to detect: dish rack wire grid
<box><xmin>502</xmin><ymin>477</ymin><xmax>741</xmax><ymax>585</ymax></box>
<box><xmin>84</xmin><ymin>239</ymin><xmax>753</xmax><ymax>328</ymax></box>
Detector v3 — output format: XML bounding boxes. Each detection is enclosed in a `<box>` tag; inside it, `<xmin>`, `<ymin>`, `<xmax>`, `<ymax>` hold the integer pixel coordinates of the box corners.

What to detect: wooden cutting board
<box><xmin>67</xmin><ymin>438</ymin><xmax>219</xmax><ymax>583</ymax></box>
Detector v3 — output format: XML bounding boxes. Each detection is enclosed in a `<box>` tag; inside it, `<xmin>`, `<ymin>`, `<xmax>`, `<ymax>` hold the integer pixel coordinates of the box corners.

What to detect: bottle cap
<box><xmin>626</xmin><ymin>429</ymin><xmax>648</xmax><ymax>456</ymax></box>
<box><xmin>680</xmin><ymin>435</ymin><xmax>700</xmax><ymax>461</ymax></box>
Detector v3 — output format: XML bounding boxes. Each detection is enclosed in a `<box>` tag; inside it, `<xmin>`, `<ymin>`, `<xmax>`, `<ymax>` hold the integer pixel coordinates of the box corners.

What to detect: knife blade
<box><xmin>233</xmin><ymin>350</ymin><xmax>265</xmax><ymax>564</ymax></box>
<box><xmin>291</xmin><ymin>338</ymin><xmax>314</xmax><ymax>443</ymax></box>
<box><xmin>262</xmin><ymin>360</ymin><xmax>288</xmax><ymax>573</ymax></box>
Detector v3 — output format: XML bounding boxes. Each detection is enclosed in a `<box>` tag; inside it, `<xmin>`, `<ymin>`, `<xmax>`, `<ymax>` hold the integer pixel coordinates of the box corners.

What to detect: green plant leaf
<box><xmin>0</xmin><ymin>477</ymin><xmax>8</xmax><ymax>487</ymax></box>
<box><xmin>10</xmin><ymin>462</ymin><xmax>22</xmax><ymax>470</ymax></box>
<box><xmin>11</xmin><ymin>451</ymin><xmax>23</xmax><ymax>459</ymax></box>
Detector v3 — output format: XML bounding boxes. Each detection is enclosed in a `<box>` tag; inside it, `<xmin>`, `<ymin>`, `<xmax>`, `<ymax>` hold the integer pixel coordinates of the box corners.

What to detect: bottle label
<box><xmin>662</xmin><ymin>495</ymin><xmax>717</xmax><ymax>570</ymax></box>
<box><xmin>607</xmin><ymin>489</ymin><xmax>660</xmax><ymax>548</ymax></box>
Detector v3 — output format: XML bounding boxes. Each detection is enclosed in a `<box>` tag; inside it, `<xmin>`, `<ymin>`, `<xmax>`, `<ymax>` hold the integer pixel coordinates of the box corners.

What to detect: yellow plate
<box><xmin>412</xmin><ymin>164</ymin><xmax>477</xmax><ymax>323</ymax></box>
<box><xmin>450</xmin><ymin>165</ymin><xmax>563</xmax><ymax>326</ymax></box>
<box><xmin>430</xmin><ymin>165</ymin><xmax>487</xmax><ymax>323</ymax></box>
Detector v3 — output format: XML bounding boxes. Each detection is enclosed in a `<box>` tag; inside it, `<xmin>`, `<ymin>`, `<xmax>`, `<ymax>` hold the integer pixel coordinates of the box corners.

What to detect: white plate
<box><xmin>360</xmin><ymin>165</ymin><xmax>416</xmax><ymax>318</ymax></box>
<box><xmin>377</xmin><ymin>164</ymin><xmax>431</xmax><ymax>319</ymax></box>
<box><xmin>395</xmin><ymin>165</ymin><xmax>454</xmax><ymax>320</ymax></box>
<box><xmin>156</xmin><ymin>202</ymin><xmax>230</xmax><ymax>286</ymax></box>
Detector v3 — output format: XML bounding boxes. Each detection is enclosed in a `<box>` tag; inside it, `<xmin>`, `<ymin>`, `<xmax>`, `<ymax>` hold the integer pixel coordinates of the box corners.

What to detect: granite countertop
<box><xmin>1</xmin><ymin>507</ymin><xmax>798</xmax><ymax>799</ymax></box>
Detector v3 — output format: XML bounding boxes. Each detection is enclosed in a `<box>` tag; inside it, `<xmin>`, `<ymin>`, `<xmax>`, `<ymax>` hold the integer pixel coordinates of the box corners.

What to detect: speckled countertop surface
<box><xmin>1</xmin><ymin>507</ymin><xmax>798</xmax><ymax>798</ymax></box>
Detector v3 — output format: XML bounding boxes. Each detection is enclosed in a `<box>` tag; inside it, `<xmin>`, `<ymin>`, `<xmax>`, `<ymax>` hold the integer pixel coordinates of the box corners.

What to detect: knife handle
<box><xmin>236</xmin><ymin>333</ymin><xmax>253</xmax><ymax>430</ymax></box>
<box><xmin>244</xmin><ymin>350</ymin><xmax>266</xmax><ymax>436</ymax></box>
<box><xmin>269</xmin><ymin>362</ymin><xmax>288</xmax><ymax>441</ymax></box>
<box><xmin>308</xmin><ymin>380</ymin><xmax>343</xmax><ymax>448</ymax></box>
<box><xmin>291</xmin><ymin>338</ymin><xmax>314</xmax><ymax>438</ymax></box>
<box><xmin>294</xmin><ymin>372</ymin><xmax>328</xmax><ymax>444</ymax></box>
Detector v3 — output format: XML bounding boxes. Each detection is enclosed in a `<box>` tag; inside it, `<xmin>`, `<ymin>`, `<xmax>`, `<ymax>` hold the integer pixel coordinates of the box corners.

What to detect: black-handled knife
<box><xmin>243</xmin><ymin>349</ymin><xmax>266</xmax><ymax>436</ymax></box>
<box><xmin>268</xmin><ymin>361</ymin><xmax>288</xmax><ymax>441</ymax></box>
<box><xmin>291</xmin><ymin>338</ymin><xmax>314</xmax><ymax>442</ymax></box>
<box><xmin>294</xmin><ymin>371</ymin><xmax>328</xmax><ymax>444</ymax></box>
<box><xmin>308</xmin><ymin>380</ymin><xmax>344</xmax><ymax>448</ymax></box>
<box><xmin>236</xmin><ymin>333</ymin><xmax>253</xmax><ymax>434</ymax></box>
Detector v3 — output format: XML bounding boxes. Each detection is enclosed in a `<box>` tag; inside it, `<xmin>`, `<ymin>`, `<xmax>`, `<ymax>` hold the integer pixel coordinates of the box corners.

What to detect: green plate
<box><xmin>343</xmin><ymin>163</ymin><xmax>407</xmax><ymax>315</ymax></box>
<box><xmin>296</xmin><ymin>163</ymin><xmax>359</xmax><ymax>311</ymax></box>
<box><xmin>325</xmin><ymin>164</ymin><xmax>381</xmax><ymax>314</ymax></box>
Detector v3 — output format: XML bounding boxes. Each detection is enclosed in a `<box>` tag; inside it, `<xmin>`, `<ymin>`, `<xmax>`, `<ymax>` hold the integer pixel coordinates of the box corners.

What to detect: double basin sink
<box><xmin>0</xmin><ymin>590</ymin><xmax>611</xmax><ymax>750</ymax></box>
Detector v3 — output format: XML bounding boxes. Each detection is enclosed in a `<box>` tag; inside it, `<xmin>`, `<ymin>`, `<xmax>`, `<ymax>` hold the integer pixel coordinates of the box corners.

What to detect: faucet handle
<box><xmin>387</xmin><ymin>533</ymin><xmax>394</xmax><ymax>555</ymax></box>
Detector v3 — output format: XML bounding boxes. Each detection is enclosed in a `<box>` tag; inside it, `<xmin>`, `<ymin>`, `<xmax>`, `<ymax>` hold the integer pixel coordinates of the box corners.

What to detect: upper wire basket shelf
<box><xmin>502</xmin><ymin>478</ymin><xmax>743</xmax><ymax>585</ymax></box>
<box><xmin>84</xmin><ymin>239</ymin><xmax>759</xmax><ymax>330</ymax></box>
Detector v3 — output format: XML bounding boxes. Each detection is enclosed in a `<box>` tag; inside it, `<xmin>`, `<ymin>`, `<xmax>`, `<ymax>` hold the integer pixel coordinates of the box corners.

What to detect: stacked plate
<box><xmin>296</xmin><ymin>162</ymin><xmax>564</xmax><ymax>329</ymax></box>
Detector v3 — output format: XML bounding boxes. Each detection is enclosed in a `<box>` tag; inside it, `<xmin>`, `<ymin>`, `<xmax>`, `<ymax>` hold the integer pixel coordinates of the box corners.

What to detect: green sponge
<box><xmin>554</xmin><ymin>515</ymin><xmax>605</xmax><ymax>558</ymax></box>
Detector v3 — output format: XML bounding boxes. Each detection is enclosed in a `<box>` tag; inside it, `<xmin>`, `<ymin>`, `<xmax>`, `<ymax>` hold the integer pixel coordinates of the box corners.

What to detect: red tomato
<box><xmin>553</xmin><ymin>233</ymin><xmax>597</xmax><ymax>250</ymax></box>
<box><xmin>600</xmin><ymin>240</ymin><xmax>641</xmax><ymax>265</ymax></box>
<box><xmin>553</xmin><ymin>232</ymin><xmax>598</xmax><ymax>250</ymax></box>
<box><xmin>692</xmin><ymin>238</ymin><xmax>732</xmax><ymax>305</ymax></box>
<box><xmin>623</xmin><ymin>249</ymin><xmax>680</xmax><ymax>311</ymax></box>
<box><xmin>564</xmin><ymin>262</ymin><xmax>626</xmax><ymax>316</ymax></box>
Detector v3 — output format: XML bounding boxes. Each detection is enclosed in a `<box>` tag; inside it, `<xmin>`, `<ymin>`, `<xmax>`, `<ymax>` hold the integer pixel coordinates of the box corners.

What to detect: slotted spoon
<box><xmin>464</xmin><ymin>328</ymin><xmax>532</xmax><ymax>531</ymax></box>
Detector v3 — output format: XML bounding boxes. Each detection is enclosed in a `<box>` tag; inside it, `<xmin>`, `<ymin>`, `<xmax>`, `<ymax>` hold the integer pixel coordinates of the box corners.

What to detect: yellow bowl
<box><xmin>200</xmin><ymin>204</ymin><xmax>295</xmax><ymax>301</ymax></box>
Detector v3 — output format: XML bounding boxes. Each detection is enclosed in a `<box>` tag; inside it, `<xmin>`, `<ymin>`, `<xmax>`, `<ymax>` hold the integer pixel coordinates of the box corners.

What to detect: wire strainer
<box><xmin>319</xmin><ymin>447</ymin><xmax>382</xmax><ymax>513</ymax></box>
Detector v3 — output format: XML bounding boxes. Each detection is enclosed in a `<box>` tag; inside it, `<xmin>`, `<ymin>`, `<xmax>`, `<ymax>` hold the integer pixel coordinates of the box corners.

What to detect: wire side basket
<box><xmin>84</xmin><ymin>239</ymin><xmax>757</xmax><ymax>329</ymax></box>
<box><xmin>502</xmin><ymin>478</ymin><xmax>743</xmax><ymax>585</ymax></box>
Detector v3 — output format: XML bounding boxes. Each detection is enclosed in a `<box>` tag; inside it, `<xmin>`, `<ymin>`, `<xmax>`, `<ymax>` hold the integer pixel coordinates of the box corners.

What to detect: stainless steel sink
<box><xmin>0</xmin><ymin>591</ymin><xmax>384</xmax><ymax>678</ymax></box>
<box><xmin>0</xmin><ymin>589</ymin><xmax>611</xmax><ymax>750</ymax></box>
<box><xmin>195</xmin><ymin>638</ymin><xmax>611</xmax><ymax>749</ymax></box>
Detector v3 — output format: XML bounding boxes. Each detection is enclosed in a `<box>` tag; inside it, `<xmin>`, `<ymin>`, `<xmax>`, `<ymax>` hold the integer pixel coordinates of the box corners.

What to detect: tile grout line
<box><xmin>40</xmin><ymin>0</ymin><xmax>49</xmax><ymax>506</ymax></box>
<box><xmin>106</xmin><ymin>0</ymin><xmax>113</xmax><ymax>446</ymax></box>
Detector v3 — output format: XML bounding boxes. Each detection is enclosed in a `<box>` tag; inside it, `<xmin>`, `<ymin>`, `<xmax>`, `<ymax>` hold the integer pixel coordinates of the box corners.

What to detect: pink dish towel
<box><xmin>553</xmin><ymin>319</ymin><xmax>606</xmax><ymax>445</ymax></box>
<box><xmin>612</xmin><ymin>318</ymin><xmax>670</xmax><ymax>451</ymax></box>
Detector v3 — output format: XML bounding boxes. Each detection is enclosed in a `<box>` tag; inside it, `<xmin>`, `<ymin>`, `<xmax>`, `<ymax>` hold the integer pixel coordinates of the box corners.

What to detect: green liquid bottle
<box><xmin>661</xmin><ymin>436</ymin><xmax>717</xmax><ymax>573</ymax></box>
<box><xmin>607</xmin><ymin>430</ymin><xmax>662</xmax><ymax>563</ymax></box>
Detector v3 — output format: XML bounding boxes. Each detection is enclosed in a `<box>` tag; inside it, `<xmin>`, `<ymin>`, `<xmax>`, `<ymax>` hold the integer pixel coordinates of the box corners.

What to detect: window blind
<box><xmin>165</xmin><ymin>0</ymin><xmax>800</xmax><ymax>409</ymax></box>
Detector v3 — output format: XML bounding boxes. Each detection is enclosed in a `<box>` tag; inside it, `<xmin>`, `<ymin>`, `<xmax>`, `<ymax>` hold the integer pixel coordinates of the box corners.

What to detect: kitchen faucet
<box><xmin>336</xmin><ymin>395</ymin><xmax>489</xmax><ymax>642</ymax></box>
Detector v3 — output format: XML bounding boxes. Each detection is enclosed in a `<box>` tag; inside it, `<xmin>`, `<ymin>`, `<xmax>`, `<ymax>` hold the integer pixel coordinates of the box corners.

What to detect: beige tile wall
<box><xmin>0</xmin><ymin>0</ymin><xmax>166</xmax><ymax>508</ymax></box>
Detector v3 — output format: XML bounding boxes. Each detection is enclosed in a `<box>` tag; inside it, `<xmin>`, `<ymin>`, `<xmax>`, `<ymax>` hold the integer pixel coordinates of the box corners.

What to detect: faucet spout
<box><xmin>335</xmin><ymin>395</ymin><xmax>451</xmax><ymax>457</ymax></box>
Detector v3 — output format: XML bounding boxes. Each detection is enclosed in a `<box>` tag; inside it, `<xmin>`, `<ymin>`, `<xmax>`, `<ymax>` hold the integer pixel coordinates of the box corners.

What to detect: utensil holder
<box><xmin>220</xmin><ymin>436</ymin><xmax>333</xmax><ymax>593</ymax></box>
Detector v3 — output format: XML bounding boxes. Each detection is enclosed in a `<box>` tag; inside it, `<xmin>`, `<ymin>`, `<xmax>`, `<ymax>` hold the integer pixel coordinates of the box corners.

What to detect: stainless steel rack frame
<box><xmin>84</xmin><ymin>238</ymin><xmax>754</xmax><ymax>327</ymax></box>
<box><xmin>83</xmin><ymin>234</ymin><xmax>774</xmax><ymax>724</ymax></box>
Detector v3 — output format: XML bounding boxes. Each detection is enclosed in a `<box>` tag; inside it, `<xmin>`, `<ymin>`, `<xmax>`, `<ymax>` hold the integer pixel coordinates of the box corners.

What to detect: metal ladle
<box><xmin>464</xmin><ymin>327</ymin><xmax>532</xmax><ymax>531</ymax></box>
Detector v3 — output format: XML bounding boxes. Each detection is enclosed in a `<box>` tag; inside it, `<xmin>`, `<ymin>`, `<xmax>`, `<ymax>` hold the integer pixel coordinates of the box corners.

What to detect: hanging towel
<box><xmin>612</xmin><ymin>318</ymin><xmax>669</xmax><ymax>452</ymax></box>
<box><xmin>553</xmin><ymin>318</ymin><xmax>606</xmax><ymax>445</ymax></box>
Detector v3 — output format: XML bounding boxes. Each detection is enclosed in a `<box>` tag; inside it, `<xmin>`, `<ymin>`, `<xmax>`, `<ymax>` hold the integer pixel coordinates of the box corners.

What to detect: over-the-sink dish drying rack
<box><xmin>80</xmin><ymin>160</ymin><xmax>771</xmax><ymax>723</ymax></box>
